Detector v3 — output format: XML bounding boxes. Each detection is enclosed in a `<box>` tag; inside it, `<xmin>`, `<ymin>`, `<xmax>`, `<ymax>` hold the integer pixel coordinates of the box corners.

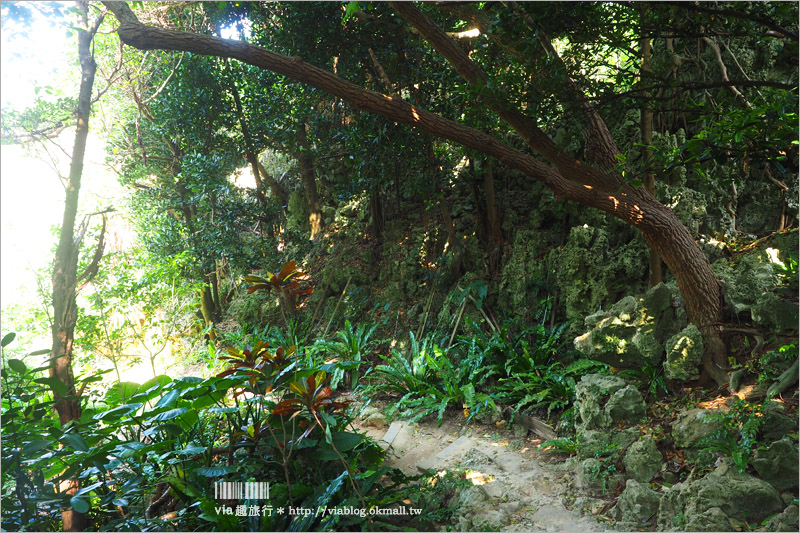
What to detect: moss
<box><xmin>497</xmin><ymin>229</ymin><xmax>553</xmax><ymax>321</ymax></box>
<box><xmin>286</xmin><ymin>191</ymin><xmax>308</xmax><ymax>232</ymax></box>
<box><xmin>556</xmin><ymin>225</ymin><xmax>647</xmax><ymax>326</ymax></box>
<box><xmin>664</xmin><ymin>324</ymin><xmax>704</xmax><ymax>382</ymax></box>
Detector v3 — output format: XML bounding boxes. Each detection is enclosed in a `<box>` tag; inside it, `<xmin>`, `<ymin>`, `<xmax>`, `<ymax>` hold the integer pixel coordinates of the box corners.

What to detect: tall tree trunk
<box><xmin>103</xmin><ymin>2</ymin><xmax>729</xmax><ymax>385</ymax></box>
<box><xmin>256</xmin><ymin>160</ymin><xmax>289</xmax><ymax>208</ymax></box>
<box><xmin>227</xmin><ymin>72</ymin><xmax>270</xmax><ymax>208</ymax></box>
<box><xmin>50</xmin><ymin>3</ymin><xmax>104</xmax><ymax>530</ymax></box>
<box><xmin>640</xmin><ymin>28</ymin><xmax>663</xmax><ymax>287</ymax></box>
<box><xmin>296</xmin><ymin>122</ymin><xmax>325</xmax><ymax>240</ymax></box>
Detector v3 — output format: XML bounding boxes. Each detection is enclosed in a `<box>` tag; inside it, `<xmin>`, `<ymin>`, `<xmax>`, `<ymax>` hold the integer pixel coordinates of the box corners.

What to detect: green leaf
<box><xmin>64</xmin><ymin>433</ymin><xmax>89</xmax><ymax>452</ymax></box>
<box><xmin>28</xmin><ymin>348</ymin><xmax>51</xmax><ymax>356</ymax></box>
<box><xmin>149</xmin><ymin>407</ymin><xmax>189</xmax><ymax>422</ymax></box>
<box><xmin>34</xmin><ymin>377</ymin><xmax>67</xmax><ymax>396</ymax></box>
<box><xmin>21</xmin><ymin>439</ymin><xmax>52</xmax><ymax>454</ymax></box>
<box><xmin>76</xmin><ymin>481</ymin><xmax>103</xmax><ymax>496</ymax></box>
<box><xmin>105</xmin><ymin>382</ymin><xmax>141</xmax><ymax>407</ymax></box>
<box><xmin>343</xmin><ymin>1</ymin><xmax>360</xmax><ymax>24</ymax></box>
<box><xmin>330</xmin><ymin>431</ymin><xmax>362</xmax><ymax>451</ymax></box>
<box><xmin>155</xmin><ymin>389</ymin><xmax>180</xmax><ymax>408</ymax></box>
<box><xmin>137</xmin><ymin>375</ymin><xmax>172</xmax><ymax>395</ymax></box>
<box><xmin>94</xmin><ymin>403</ymin><xmax>143</xmax><ymax>421</ymax></box>
<box><xmin>195</xmin><ymin>466</ymin><xmax>237</xmax><ymax>477</ymax></box>
<box><xmin>70</xmin><ymin>496</ymin><xmax>89</xmax><ymax>514</ymax></box>
<box><xmin>7</xmin><ymin>358</ymin><xmax>27</xmax><ymax>374</ymax></box>
<box><xmin>1</xmin><ymin>332</ymin><xmax>16</xmax><ymax>347</ymax></box>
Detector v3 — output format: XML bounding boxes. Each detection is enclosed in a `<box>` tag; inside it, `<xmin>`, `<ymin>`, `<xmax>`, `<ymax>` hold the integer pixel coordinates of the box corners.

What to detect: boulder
<box><xmin>687</xmin><ymin>459</ymin><xmax>783</xmax><ymax>522</ymax></box>
<box><xmin>657</xmin><ymin>459</ymin><xmax>783</xmax><ymax>530</ymax></box>
<box><xmin>611</xmin><ymin>427</ymin><xmax>640</xmax><ymax>451</ymax></box>
<box><xmin>684</xmin><ymin>506</ymin><xmax>733</xmax><ymax>532</ymax></box>
<box><xmin>577</xmin><ymin>430</ymin><xmax>612</xmax><ymax>460</ymax></box>
<box><xmin>631</xmin><ymin>330</ymin><xmax>663</xmax><ymax>366</ymax></box>
<box><xmin>573</xmin><ymin>319</ymin><xmax>641</xmax><ymax>369</ymax></box>
<box><xmin>752</xmin><ymin>437</ymin><xmax>799</xmax><ymax>490</ymax></box>
<box><xmin>672</xmin><ymin>408</ymin><xmax>723</xmax><ymax>449</ymax></box>
<box><xmin>623</xmin><ymin>437</ymin><xmax>664</xmax><ymax>483</ymax></box>
<box><xmin>475</xmin><ymin>403</ymin><xmax>504</xmax><ymax>425</ymax></box>
<box><xmin>605</xmin><ymin>385</ymin><xmax>647</xmax><ymax>424</ymax></box>
<box><xmin>643</xmin><ymin>282</ymin><xmax>673</xmax><ymax>315</ymax></box>
<box><xmin>575</xmin><ymin>457</ymin><xmax>621</xmax><ymax>496</ymax></box>
<box><xmin>359</xmin><ymin>407</ymin><xmax>388</xmax><ymax>429</ymax></box>
<box><xmin>454</xmin><ymin>484</ymin><xmax>488</xmax><ymax>512</ymax></box>
<box><xmin>765</xmin><ymin>505</ymin><xmax>799</xmax><ymax>533</ymax></box>
<box><xmin>573</xmin><ymin>284</ymin><xmax>685</xmax><ymax>370</ymax></box>
<box><xmin>751</xmin><ymin>292</ymin><xmax>799</xmax><ymax>332</ymax></box>
<box><xmin>760</xmin><ymin>401</ymin><xmax>798</xmax><ymax>439</ymax></box>
<box><xmin>574</xmin><ymin>373</ymin><xmax>627</xmax><ymax>430</ymax></box>
<box><xmin>664</xmin><ymin>324</ymin><xmax>704</xmax><ymax>381</ymax></box>
<box><xmin>615</xmin><ymin>479</ymin><xmax>661</xmax><ymax>524</ymax></box>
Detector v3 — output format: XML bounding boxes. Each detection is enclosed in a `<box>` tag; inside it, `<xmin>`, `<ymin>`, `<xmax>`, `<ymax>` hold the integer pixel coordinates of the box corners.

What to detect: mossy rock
<box><xmin>664</xmin><ymin>324</ymin><xmax>704</xmax><ymax>382</ymax></box>
<box><xmin>623</xmin><ymin>437</ymin><xmax>664</xmax><ymax>483</ymax></box>
<box><xmin>672</xmin><ymin>408</ymin><xmax>723</xmax><ymax>449</ymax></box>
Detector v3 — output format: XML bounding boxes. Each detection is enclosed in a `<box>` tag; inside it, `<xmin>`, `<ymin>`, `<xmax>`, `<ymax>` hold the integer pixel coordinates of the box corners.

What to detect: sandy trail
<box><xmin>355</xmin><ymin>415</ymin><xmax>614</xmax><ymax>532</ymax></box>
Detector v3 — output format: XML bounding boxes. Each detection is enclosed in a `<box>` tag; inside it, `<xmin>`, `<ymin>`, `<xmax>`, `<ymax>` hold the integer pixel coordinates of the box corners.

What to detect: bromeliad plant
<box><xmin>244</xmin><ymin>260</ymin><xmax>312</xmax><ymax>327</ymax></box>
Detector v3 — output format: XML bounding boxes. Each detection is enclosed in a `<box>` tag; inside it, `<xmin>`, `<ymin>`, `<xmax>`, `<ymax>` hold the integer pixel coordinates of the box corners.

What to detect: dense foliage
<box><xmin>1</xmin><ymin>1</ymin><xmax>797</xmax><ymax>531</ymax></box>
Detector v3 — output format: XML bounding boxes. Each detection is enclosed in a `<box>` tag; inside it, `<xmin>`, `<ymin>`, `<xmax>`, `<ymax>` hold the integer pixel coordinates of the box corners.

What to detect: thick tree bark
<box><xmin>50</xmin><ymin>3</ymin><xmax>104</xmax><ymax>530</ymax></box>
<box><xmin>296</xmin><ymin>122</ymin><xmax>325</xmax><ymax>240</ymax></box>
<box><xmin>102</xmin><ymin>2</ymin><xmax>728</xmax><ymax>385</ymax></box>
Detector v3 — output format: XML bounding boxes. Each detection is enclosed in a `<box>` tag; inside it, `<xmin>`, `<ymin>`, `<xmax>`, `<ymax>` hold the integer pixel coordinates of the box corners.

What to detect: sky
<box><xmin>1</xmin><ymin>3</ymin><xmax>116</xmax><ymax>326</ymax></box>
<box><xmin>0</xmin><ymin>3</ymin><xmax>248</xmax><ymax>375</ymax></box>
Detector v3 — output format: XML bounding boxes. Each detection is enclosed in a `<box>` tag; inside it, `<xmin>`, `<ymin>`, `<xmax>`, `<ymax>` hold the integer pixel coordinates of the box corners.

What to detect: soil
<box><xmin>353</xmin><ymin>405</ymin><xmax>615</xmax><ymax>532</ymax></box>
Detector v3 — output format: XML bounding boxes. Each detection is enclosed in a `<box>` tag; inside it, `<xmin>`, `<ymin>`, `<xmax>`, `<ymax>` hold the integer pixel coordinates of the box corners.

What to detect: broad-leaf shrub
<box><xmin>1</xmin><ymin>331</ymin><xmax>424</xmax><ymax>531</ymax></box>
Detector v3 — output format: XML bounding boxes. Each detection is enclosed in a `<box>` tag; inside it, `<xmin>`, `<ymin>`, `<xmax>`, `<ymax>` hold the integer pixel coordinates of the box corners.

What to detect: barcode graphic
<box><xmin>214</xmin><ymin>482</ymin><xmax>269</xmax><ymax>500</ymax></box>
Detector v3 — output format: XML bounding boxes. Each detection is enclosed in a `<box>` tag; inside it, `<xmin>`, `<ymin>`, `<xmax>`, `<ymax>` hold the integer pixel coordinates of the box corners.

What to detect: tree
<box><xmin>100</xmin><ymin>1</ymin><xmax>797</xmax><ymax>386</ymax></box>
<box><xmin>48</xmin><ymin>2</ymin><xmax>106</xmax><ymax>530</ymax></box>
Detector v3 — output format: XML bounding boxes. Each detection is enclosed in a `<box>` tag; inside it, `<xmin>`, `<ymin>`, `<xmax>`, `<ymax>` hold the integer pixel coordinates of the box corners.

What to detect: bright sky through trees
<box><xmin>0</xmin><ymin>3</ymin><xmax>108</xmax><ymax>312</ymax></box>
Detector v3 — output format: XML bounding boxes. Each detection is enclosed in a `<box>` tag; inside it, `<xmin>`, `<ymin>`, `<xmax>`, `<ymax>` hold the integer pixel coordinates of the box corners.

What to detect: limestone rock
<box><xmin>512</xmin><ymin>422</ymin><xmax>529</xmax><ymax>438</ymax></box>
<box><xmin>765</xmin><ymin>505</ymin><xmax>799</xmax><ymax>533</ymax></box>
<box><xmin>658</xmin><ymin>459</ymin><xmax>784</xmax><ymax>530</ymax></box>
<box><xmin>611</xmin><ymin>427</ymin><xmax>640</xmax><ymax>451</ymax></box>
<box><xmin>615</xmin><ymin>479</ymin><xmax>661</xmax><ymax>524</ymax></box>
<box><xmin>688</xmin><ymin>459</ymin><xmax>783</xmax><ymax>522</ymax></box>
<box><xmin>760</xmin><ymin>401</ymin><xmax>798</xmax><ymax>439</ymax></box>
<box><xmin>752</xmin><ymin>437</ymin><xmax>799</xmax><ymax>490</ymax></box>
<box><xmin>672</xmin><ymin>408</ymin><xmax>723</xmax><ymax>449</ymax></box>
<box><xmin>631</xmin><ymin>330</ymin><xmax>663</xmax><ymax>367</ymax></box>
<box><xmin>684</xmin><ymin>506</ymin><xmax>733</xmax><ymax>532</ymax></box>
<box><xmin>359</xmin><ymin>407</ymin><xmax>388</xmax><ymax>429</ymax></box>
<box><xmin>643</xmin><ymin>282</ymin><xmax>673</xmax><ymax>314</ymax></box>
<box><xmin>475</xmin><ymin>403</ymin><xmax>504</xmax><ymax>425</ymax></box>
<box><xmin>577</xmin><ymin>430</ymin><xmax>612</xmax><ymax>460</ymax></box>
<box><xmin>623</xmin><ymin>437</ymin><xmax>664</xmax><ymax>483</ymax></box>
<box><xmin>472</xmin><ymin>509</ymin><xmax>508</xmax><ymax>530</ymax></box>
<box><xmin>574</xmin><ymin>373</ymin><xmax>627</xmax><ymax>430</ymax></box>
<box><xmin>751</xmin><ymin>292</ymin><xmax>799</xmax><ymax>332</ymax></box>
<box><xmin>605</xmin><ymin>385</ymin><xmax>647</xmax><ymax>424</ymax></box>
<box><xmin>575</xmin><ymin>457</ymin><xmax>621</xmax><ymax>496</ymax></box>
<box><xmin>664</xmin><ymin>324</ymin><xmax>704</xmax><ymax>381</ymax></box>
<box><xmin>455</xmin><ymin>484</ymin><xmax>488</xmax><ymax>512</ymax></box>
<box><xmin>573</xmin><ymin>319</ymin><xmax>641</xmax><ymax>369</ymax></box>
<box><xmin>657</xmin><ymin>479</ymin><xmax>690</xmax><ymax>530</ymax></box>
<box><xmin>573</xmin><ymin>285</ymin><xmax>684</xmax><ymax>371</ymax></box>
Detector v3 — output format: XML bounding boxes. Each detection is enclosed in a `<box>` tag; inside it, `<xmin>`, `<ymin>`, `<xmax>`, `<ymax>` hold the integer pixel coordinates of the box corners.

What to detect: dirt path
<box><xmin>355</xmin><ymin>413</ymin><xmax>614</xmax><ymax>532</ymax></box>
